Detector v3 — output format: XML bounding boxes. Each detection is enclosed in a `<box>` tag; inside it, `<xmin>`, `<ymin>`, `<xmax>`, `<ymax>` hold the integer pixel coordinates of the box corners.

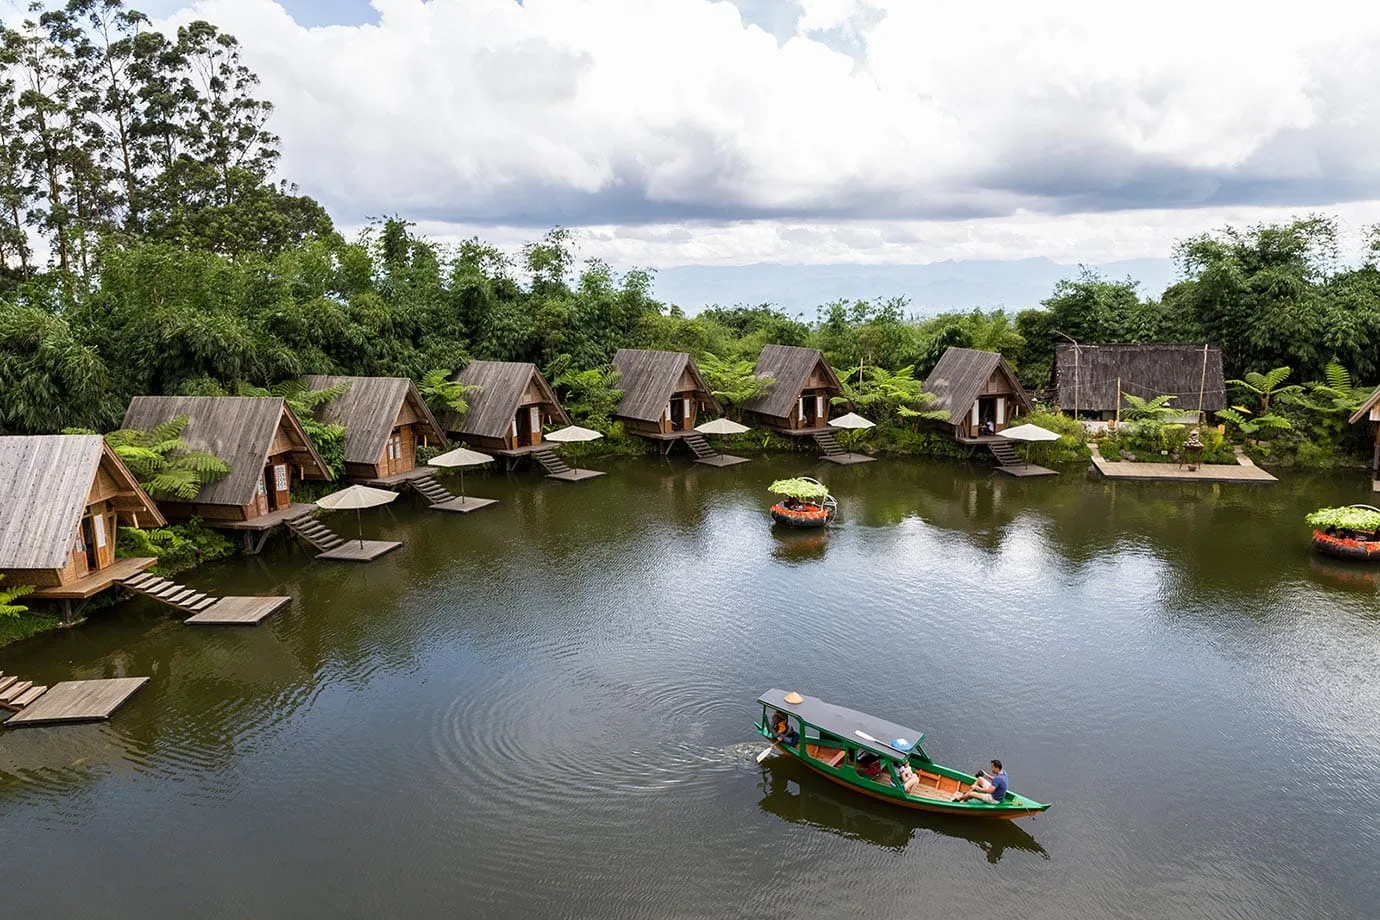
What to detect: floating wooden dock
<box><xmin>546</xmin><ymin>468</ymin><xmax>605</xmax><ymax>482</ymax></box>
<box><xmin>820</xmin><ymin>452</ymin><xmax>875</xmax><ymax>466</ymax></box>
<box><xmin>4</xmin><ymin>677</ymin><xmax>148</xmax><ymax>727</ymax></box>
<box><xmin>429</xmin><ymin>496</ymin><xmax>499</xmax><ymax>513</ymax></box>
<box><xmin>317</xmin><ymin>539</ymin><xmax>403</xmax><ymax>561</ymax></box>
<box><xmin>695</xmin><ymin>454</ymin><xmax>750</xmax><ymax>467</ymax></box>
<box><xmin>996</xmin><ymin>463</ymin><xmax>1059</xmax><ymax>478</ymax></box>
<box><xmin>185</xmin><ymin>596</ymin><xmax>291</xmax><ymax>625</ymax></box>
<box><xmin>1090</xmin><ymin>444</ymin><xmax>1277</xmax><ymax>483</ymax></box>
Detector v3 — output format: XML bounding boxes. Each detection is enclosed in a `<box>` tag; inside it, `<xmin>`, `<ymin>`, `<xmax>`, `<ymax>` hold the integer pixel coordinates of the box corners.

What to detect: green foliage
<box><xmin>1216</xmin><ymin>407</ymin><xmax>1291</xmax><ymax>439</ymax></box>
<box><xmin>0</xmin><ymin>573</ymin><xmax>34</xmax><ymax>619</ymax></box>
<box><xmin>1014</xmin><ymin>408</ymin><xmax>1090</xmax><ymax>463</ymax></box>
<box><xmin>1119</xmin><ymin>393</ymin><xmax>1183</xmax><ymax>423</ymax></box>
<box><xmin>699</xmin><ymin>352</ymin><xmax>772</xmax><ymax>416</ymax></box>
<box><xmin>1227</xmin><ymin>366</ymin><xmax>1302</xmax><ymax>411</ymax></box>
<box><xmin>117</xmin><ymin>520</ymin><xmax>235</xmax><ymax>576</ymax></box>
<box><xmin>1305</xmin><ymin>506</ymin><xmax>1380</xmax><ymax>534</ymax></box>
<box><xmin>548</xmin><ymin>356</ymin><xmax>623</xmax><ymax>430</ymax></box>
<box><xmin>1102</xmin><ymin>422</ymin><xmax>1234</xmax><ymax>464</ymax></box>
<box><xmin>100</xmin><ymin>414</ymin><xmax>231</xmax><ymax>499</ymax></box>
<box><xmin>418</xmin><ymin>369</ymin><xmax>478</xmax><ymax>420</ymax></box>
<box><xmin>768</xmin><ymin>478</ymin><xmax>830</xmax><ymax>500</ymax></box>
<box><xmin>835</xmin><ymin>364</ymin><xmax>946</xmax><ymax>423</ymax></box>
<box><xmin>235</xmin><ymin>379</ymin><xmax>348</xmax><ymax>479</ymax></box>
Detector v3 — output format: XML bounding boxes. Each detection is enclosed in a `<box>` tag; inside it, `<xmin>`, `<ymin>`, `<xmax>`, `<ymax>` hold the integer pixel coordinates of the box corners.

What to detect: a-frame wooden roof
<box><xmin>122</xmin><ymin>396</ymin><xmax>329</xmax><ymax>506</ymax></box>
<box><xmin>304</xmin><ymin>376</ymin><xmax>447</xmax><ymax>465</ymax></box>
<box><xmin>611</xmin><ymin>349</ymin><xmax>722</xmax><ymax>423</ymax></box>
<box><xmin>446</xmin><ymin>361</ymin><xmax>570</xmax><ymax>438</ymax></box>
<box><xmin>923</xmin><ymin>347</ymin><xmax>1032</xmax><ymax>423</ymax></box>
<box><xmin>742</xmin><ymin>345</ymin><xmax>843</xmax><ymax>419</ymax></box>
<box><xmin>1349</xmin><ymin>386</ymin><xmax>1380</xmax><ymax>425</ymax></box>
<box><xmin>0</xmin><ymin>435</ymin><xmax>164</xmax><ymax>571</ymax></box>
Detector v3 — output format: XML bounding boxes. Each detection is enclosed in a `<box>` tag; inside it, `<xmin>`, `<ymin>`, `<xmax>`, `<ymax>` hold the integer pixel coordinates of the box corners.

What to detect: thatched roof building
<box><xmin>1054</xmin><ymin>344</ymin><xmax>1227</xmax><ymax>416</ymax></box>
<box><xmin>0</xmin><ymin>434</ymin><xmax>164</xmax><ymax>593</ymax></box>
<box><xmin>923</xmin><ymin>347</ymin><xmax>1032</xmax><ymax>441</ymax></box>
<box><xmin>446</xmin><ymin>361</ymin><xmax>570</xmax><ymax>453</ymax></box>
<box><xmin>304</xmin><ymin>376</ymin><xmax>446</xmax><ymax>482</ymax></box>
<box><xmin>611</xmin><ymin>349</ymin><xmax>721</xmax><ymax>437</ymax></box>
<box><xmin>742</xmin><ymin>345</ymin><xmax>843</xmax><ymax>433</ymax></box>
<box><xmin>122</xmin><ymin>396</ymin><xmax>329</xmax><ymax>522</ymax></box>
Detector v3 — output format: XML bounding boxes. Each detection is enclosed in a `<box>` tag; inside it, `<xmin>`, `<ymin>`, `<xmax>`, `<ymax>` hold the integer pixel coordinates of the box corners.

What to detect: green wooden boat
<box><xmin>755</xmin><ymin>689</ymin><xmax>1051</xmax><ymax>820</ymax></box>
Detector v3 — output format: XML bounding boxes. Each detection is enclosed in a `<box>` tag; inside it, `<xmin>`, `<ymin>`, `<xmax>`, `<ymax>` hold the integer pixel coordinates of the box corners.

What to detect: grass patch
<box><xmin>0</xmin><ymin>611</ymin><xmax>64</xmax><ymax>649</ymax></box>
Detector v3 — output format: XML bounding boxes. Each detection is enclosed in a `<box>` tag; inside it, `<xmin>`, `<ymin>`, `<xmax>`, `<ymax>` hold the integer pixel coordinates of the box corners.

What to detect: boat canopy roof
<box><xmin>757</xmin><ymin>689</ymin><xmax>925</xmax><ymax>762</ymax></box>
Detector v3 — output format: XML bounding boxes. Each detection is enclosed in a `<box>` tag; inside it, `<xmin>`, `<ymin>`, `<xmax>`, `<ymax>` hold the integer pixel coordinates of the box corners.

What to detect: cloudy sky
<box><xmin>46</xmin><ymin>0</ymin><xmax>1380</xmax><ymax>268</ymax></box>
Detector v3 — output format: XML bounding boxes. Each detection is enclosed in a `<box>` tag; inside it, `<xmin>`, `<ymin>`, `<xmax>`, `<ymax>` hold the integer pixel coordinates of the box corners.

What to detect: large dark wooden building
<box><xmin>304</xmin><ymin>375</ymin><xmax>447</xmax><ymax>485</ymax></box>
<box><xmin>0</xmin><ymin>435</ymin><xmax>165</xmax><ymax>611</ymax></box>
<box><xmin>1054</xmin><ymin>344</ymin><xmax>1226</xmax><ymax>419</ymax></box>
<box><xmin>445</xmin><ymin>361</ymin><xmax>570</xmax><ymax>454</ymax></box>
<box><xmin>122</xmin><ymin>396</ymin><xmax>330</xmax><ymax>525</ymax></box>
<box><xmin>611</xmin><ymin>349</ymin><xmax>721</xmax><ymax>441</ymax></box>
<box><xmin>741</xmin><ymin>345</ymin><xmax>844</xmax><ymax>435</ymax></box>
<box><xmin>923</xmin><ymin>347</ymin><xmax>1032</xmax><ymax>442</ymax></box>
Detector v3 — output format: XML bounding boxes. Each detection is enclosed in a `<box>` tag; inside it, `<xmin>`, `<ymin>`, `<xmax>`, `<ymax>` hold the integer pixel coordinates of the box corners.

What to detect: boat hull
<box><xmin>763</xmin><ymin>741</ymin><xmax>1049</xmax><ymax>820</ymax></box>
<box><xmin>1312</xmin><ymin>529</ymin><xmax>1380</xmax><ymax>562</ymax></box>
<box><xmin>770</xmin><ymin>502</ymin><xmax>835</xmax><ymax>528</ymax></box>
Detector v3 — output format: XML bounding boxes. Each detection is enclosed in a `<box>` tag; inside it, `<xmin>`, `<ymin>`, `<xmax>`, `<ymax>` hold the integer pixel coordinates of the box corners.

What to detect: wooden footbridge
<box><xmin>119</xmin><ymin>572</ymin><xmax>290</xmax><ymax>625</ymax></box>
<box><xmin>2</xmin><ymin>673</ymin><xmax>148</xmax><ymax>727</ymax></box>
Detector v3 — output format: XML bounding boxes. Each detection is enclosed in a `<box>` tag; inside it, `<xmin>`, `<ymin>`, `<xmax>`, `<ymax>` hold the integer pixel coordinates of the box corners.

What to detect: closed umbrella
<box><xmin>543</xmin><ymin>425</ymin><xmax>604</xmax><ymax>443</ymax></box>
<box><xmin>695</xmin><ymin>417</ymin><xmax>750</xmax><ymax>461</ymax></box>
<box><xmin>315</xmin><ymin>484</ymin><xmax>398</xmax><ymax>549</ymax></box>
<box><xmin>428</xmin><ymin>446</ymin><xmax>494</xmax><ymax>506</ymax></box>
<box><xmin>828</xmin><ymin>411</ymin><xmax>875</xmax><ymax>456</ymax></box>
<box><xmin>998</xmin><ymin>422</ymin><xmax>1061</xmax><ymax>466</ymax></box>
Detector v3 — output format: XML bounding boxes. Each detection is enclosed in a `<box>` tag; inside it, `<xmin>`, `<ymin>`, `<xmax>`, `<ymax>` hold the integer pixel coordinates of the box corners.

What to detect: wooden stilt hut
<box><xmin>121</xmin><ymin>396</ymin><xmax>330</xmax><ymax>550</ymax></box>
<box><xmin>741</xmin><ymin>345</ymin><xmax>844</xmax><ymax>436</ymax></box>
<box><xmin>611</xmin><ymin>349</ymin><xmax>723</xmax><ymax>457</ymax></box>
<box><xmin>1348</xmin><ymin>387</ymin><xmax>1380</xmax><ymax>484</ymax></box>
<box><xmin>1053</xmin><ymin>344</ymin><xmax>1226</xmax><ymax>421</ymax></box>
<box><xmin>0</xmin><ymin>435</ymin><xmax>165</xmax><ymax>618</ymax></box>
<box><xmin>923</xmin><ymin>347</ymin><xmax>1033</xmax><ymax>444</ymax></box>
<box><xmin>303</xmin><ymin>376</ymin><xmax>447</xmax><ymax>486</ymax></box>
<box><xmin>445</xmin><ymin>361</ymin><xmax>572</xmax><ymax>470</ymax></box>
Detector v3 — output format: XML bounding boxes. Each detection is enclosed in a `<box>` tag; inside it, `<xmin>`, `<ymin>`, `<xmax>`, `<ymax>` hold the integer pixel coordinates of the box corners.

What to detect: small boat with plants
<box><xmin>768</xmin><ymin>477</ymin><xmax>837</xmax><ymax>528</ymax></box>
<box><xmin>1307</xmin><ymin>505</ymin><xmax>1380</xmax><ymax>562</ymax></box>
<box><xmin>754</xmin><ymin>689</ymin><xmax>1050</xmax><ymax>819</ymax></box>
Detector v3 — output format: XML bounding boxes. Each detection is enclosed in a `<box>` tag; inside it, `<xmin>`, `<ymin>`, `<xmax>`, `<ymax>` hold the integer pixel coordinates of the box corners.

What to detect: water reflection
<box><xmin>770</xmin><ymin>529</ymin><xmax>830</xmax><ymax>564</ymax></box>
<box><xmin>756</xmin><ymin>755</ymin><xmax>1048</xmax><ymax>863</ymax></box>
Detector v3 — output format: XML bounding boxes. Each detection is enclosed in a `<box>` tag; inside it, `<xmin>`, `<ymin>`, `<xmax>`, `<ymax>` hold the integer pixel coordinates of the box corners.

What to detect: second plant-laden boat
<box><xmin>754</xmin><ymin>689</ymin><xmax>1050</xmax><ymax>820</ymax></box>
<box><xmin>768</xmin><ymin>477</ymin><xmax>837</xmax><ymax>528</ymax></box>
<box><xmin>1307</xmin><ymin>505</ymin><xmax>1380</xmax><ymax>562</ymax></box>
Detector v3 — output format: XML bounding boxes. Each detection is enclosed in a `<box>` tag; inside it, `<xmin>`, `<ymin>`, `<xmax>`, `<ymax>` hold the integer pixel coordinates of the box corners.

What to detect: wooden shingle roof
<box><xmin>1054</xmin><ymin>344</ymin><xmax>1226</xmax><ymax>412</ymax></box>
<box><xmin>923</xmin><ymin>347</ymin><xmax>1031</xmax><ymax>423</ymax></box>
<box><xmin>611</xmin><ymin>349</ymin><xmax>721</xmax><ymax>423</ymax></box>
<box><xmin>122</xmin><ymin>396</ymin><xmax>329</xmax><ymax>506</ymax></box>
<box><xmin>304</xmin><ymin>376</ymin><xmax>447</xmax><ymax>465</ymax></box>
<box><xmin>1349</xmin><ymin>386</ymin><xmax>1380</xmax><ymax>425</ymax></box>
<box><xmin>742</xmin><ymin>345</ymin><xmax>842</xmax><ymax>419</ymax></box>
<box><xmin>0</xmin><ymin>435</ymin><xmax>163</xmax><ymax>570</ymax></box>
<box><xmin>447</xmin><ymin>362</ymin><xmax>570</xmax><ymax>438</ymax></box>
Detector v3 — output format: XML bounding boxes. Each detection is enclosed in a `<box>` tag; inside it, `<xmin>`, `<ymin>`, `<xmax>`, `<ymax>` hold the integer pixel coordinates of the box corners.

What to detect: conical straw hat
<box><xmin>784</xmin><ymin>691</ymin><xmax>804</xmax><ymax>704</ymax></box>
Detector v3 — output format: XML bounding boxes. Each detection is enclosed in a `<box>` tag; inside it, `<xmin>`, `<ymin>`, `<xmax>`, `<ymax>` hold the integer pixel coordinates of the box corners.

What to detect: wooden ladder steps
<box><xmin>532</xmin><ymin>448</ymin><xmax>572</xmax><ymax>475</ymax></box>
<box><xmin>682</xmin><ymin>433</ymin><xmax>716</xmax><ymax>459</ymax></box>
<box><xmin>120</xmin><ymin>574</ymin><xmax>219</xmax><ymax>613</ymax></box>
<box><xmin>412</xmin><ymin>474</ymin><xmax>455</xmax><ymax>504</ymax></box>
<box><xmin>813</xmin><ymin>430</ymin><xmax>845</xmax><ymax>456</ymax></box>
<box><xmin>285</xmin><ymin>514</ymin><xmax>347</xmax><ymax>552</ymax></box>
<box><xmin>0</xmin><ymin>679</ymin><xmax>34</xmax><ymax>706</ymax></box>
<box><xmin>0</xmin><ymin>674</ymin><xmax>19</xmax><ymax>695</ymax></box>
<box><xmin>9</xmin><ymin>685</ymin><xmax>47</xmax><ymax>709</ymax></box>
<box><xmin>987</xmin><ymin>441</ymin><xmax>1022</xmax><ymax>466</ymax></box>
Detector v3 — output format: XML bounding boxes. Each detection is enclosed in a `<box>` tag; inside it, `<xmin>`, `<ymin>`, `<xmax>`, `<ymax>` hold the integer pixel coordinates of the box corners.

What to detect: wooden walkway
<box><xmin>28</xmin><ymin>557</ymin><xmax>156</xmax><ymax>599</ymax></box>
<box><xmin>1090</xmin><ymin>444</ymin><xmax>1278</xmax><ymax>483</ymax></box>
<box><xmin>186</xmin><ymin>596</ymin><xmax>291</xmax><ymax>625</ymax></box>
<box><xmin>5</xmin><ymin>678</ymin><xmax>148</xmax><ymax>727</ymax></box>
<box><xmin>318</xmin><ymin>540</ymin><xmax>403</xmax><ymax>561</ymax></box>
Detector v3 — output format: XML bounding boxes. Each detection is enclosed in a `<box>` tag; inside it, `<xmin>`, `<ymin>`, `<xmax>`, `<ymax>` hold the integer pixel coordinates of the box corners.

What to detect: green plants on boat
<box><xmin>1305</xmin><ymin>506</ymin><xmax>1380</xmax><ymax>535</ymax></box>
<box><xmin>768</xmin><ymin>478</ymin><xmax>831</xmax><ymax>500</ymax></box>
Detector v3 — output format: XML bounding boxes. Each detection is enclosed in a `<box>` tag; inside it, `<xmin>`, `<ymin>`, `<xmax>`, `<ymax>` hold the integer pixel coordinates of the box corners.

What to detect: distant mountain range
<box><xmin>648</xmin><ymin>257</ymin><xmax>1177</xmax><ymax>318</ymax></box>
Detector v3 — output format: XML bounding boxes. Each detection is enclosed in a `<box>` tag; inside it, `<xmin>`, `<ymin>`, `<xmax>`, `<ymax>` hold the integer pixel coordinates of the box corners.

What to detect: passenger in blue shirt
<box><xmin>953</xmin><ymin>759</ymin><xmax>1008</xmax><ymax>804</ymax></box>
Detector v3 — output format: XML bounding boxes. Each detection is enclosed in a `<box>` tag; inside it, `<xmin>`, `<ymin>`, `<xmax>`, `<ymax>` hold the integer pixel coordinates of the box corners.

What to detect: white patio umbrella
<box><xmin>998</xmin><ymin>422</ymin><xmax>1061</xmax><ymax>466</ymax></box>
<box><xmin>694</xmin><ymin>417</ymin><xmax>751</xmax><ymax>461</ymax></box>
<box><xmin>543</xmin><ymin>425</ymin><xmax>604</xmax><ymax>443</ymax></box>
<box><xmin>428</xmin><ymin>446</ymin><xmax>494</xmax><ymax>505</ymax></box>
<box><xmin>828</xmin><ymin>411</ymin><xmax>875</xmax><ymax>455</ymax></box>
<box><xmin>315</xmin><ymin>484</ymin><xmax>399</xmax><ymax>549</ymax></box>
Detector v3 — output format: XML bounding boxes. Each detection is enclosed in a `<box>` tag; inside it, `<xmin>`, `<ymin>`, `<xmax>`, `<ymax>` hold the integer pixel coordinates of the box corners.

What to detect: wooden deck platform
<box><xmin>185</xmin><ymin>596</ymin><xmax>291</xmax><ymax>626</ymax></box>
<box><xmin>28</xmin><ymin>557</ymin><xmax>156</xmax><ymax>600</ymax></box>
<box><xmin>1090</xmin><ymin>444</ymin><xmax>1277</xmax><ymax>483</ymax></box>
<box><xmin>317</xmin><ymin>539</ymin><xmax>403</xmax><ymax>561</ymax></box>
<box><xmin>354</xmin><ymin>468</ymin><xmax>434</xmax><ymax>488</ymax></box>
<box><xmin>430</xmin><ymin>496</ymin><xmax>499</xmax><ymax>513</ymax></box>
<box><xmin>4</xmin><ymin>678</ymin><xmax>148</xmax><ymax>727</ymax></box>
<box><xmin>547</xmin><ymin>469</ymin><xmax>606</xmax><ymax>482</ymax></box>
<box><xmin>212</xmin><ymin>503</ymin><xmax>318</xmax><ymax>531</ymax></box>
<box><xmin>695</xmin><ymin>454</ymin><xmax>751</xmax><ymax>467</ymax></box>
<box><xmin>821</xmin><ymin>452</ymin><xmax>875</xmax><ymax>465</ymax></box>
<box><xmin>996</xmin><ymin>463</ymin><xmax>1059</xmax><ymax>478</ymax></box>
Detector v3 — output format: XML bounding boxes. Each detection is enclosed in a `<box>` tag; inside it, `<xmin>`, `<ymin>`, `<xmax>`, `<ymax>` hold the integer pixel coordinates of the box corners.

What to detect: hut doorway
<box><xmin>977</xmin><ymin>396</ymin><xmax>1005</xmax><ymax>435</ymax></box>
<box><xmin>799</xmin><ymin>393</ymin><xmax>824</xmax><ymax>428</ymax></box>
<box><xmin>669</xmin><ymin>397</ymin><xmax>691</xmax><ymax>431</ymax></box>
<box><xmin>79</xmin><ymin>514</ymin><xmax>99</xmax><ymax>575</ymax></box>
<box><xmin>263</xmin><ymin>462</ymin><xmax>291</xmax><ymax>512</ymax></box>
<box><xmin>514</xmin><ymin>406</ymin><xmax>542</xmax><ymax>447</ymax></box>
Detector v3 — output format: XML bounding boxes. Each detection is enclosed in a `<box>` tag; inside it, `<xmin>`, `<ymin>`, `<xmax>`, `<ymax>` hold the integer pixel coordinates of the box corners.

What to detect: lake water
<box><xmin>3</xmin><ymin>457</ymin><xmax>1379</xmax><ymax>919</ymax></box>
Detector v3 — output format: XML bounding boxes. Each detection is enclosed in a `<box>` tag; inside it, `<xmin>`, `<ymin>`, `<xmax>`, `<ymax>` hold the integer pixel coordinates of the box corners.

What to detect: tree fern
<box><xmin>0</xmin><ymin>575</ymin><xmax>35</xmax><ymax>619</ymax></box>
<box><xmin>1120</xmin><ymin>393</ymin><xmax>1181</xmax><ymax>422</ymax></box>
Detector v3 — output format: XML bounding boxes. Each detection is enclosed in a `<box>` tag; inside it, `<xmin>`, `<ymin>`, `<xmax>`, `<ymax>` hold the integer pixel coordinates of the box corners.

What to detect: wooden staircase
<box><xmin>121</xmin><ymin>572</ymin><xmax>221</xmax><ymax>614</ymax></box>
<box><xmin>682</xmin><ymin>433</ymin><xmax>716</xmax><ymax>460</ymax></box>
<box><xmin>409</xmin><ymin>472</ymin><xmax>456</xmax><ymax>506</ymax></box>
<box><xmin>813</xmin><ymin>430</ymin><xmax>847</xmax><ymax>458</ymax></box>
<box><xmin>987</xmin><ymin>440</ymin><xmax>1023</xmax><ymax>467</ymax></box>
<box><xmin>284</xmin><ymin>511</ymin><xmax>348</xmax><ymax>553</ymax></box>
<box><xmin>532</xmin><ymin>447</ymin><xmax>572</xmax><ymax>476</ymax></box>
<box><xmin>0</xmin><ymin>672</ymin><xmax>48</xmax><ymax>711</ymax></box>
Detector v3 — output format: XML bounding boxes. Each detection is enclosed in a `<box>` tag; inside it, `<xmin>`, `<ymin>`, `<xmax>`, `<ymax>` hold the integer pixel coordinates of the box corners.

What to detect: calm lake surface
<box><xmin>3</xmin><ymin>456</ymin><xmax>1379</xmax><ymax>919</ymax></box>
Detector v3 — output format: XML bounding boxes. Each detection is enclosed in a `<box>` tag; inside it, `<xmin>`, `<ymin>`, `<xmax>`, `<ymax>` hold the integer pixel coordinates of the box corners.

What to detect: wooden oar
<box><xmin>756</xmin><ymin>744</ymin><xmax>776</xmax><ymax>763</ymax></box>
